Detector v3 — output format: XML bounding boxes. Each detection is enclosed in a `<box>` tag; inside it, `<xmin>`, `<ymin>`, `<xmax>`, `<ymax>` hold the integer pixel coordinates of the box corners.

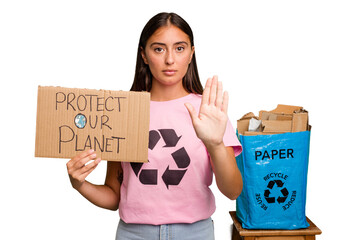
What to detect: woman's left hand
<box><xmin>185</xmin><ymin>75</ymin><xmax>228</xmax><ymax>148</ymax></box>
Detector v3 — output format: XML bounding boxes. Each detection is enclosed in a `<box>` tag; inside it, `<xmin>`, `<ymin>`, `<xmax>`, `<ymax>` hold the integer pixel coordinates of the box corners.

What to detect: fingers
<box><xmin>79</xmin><ymin>158</ymin><xmax>101</xmax><ymax>178</ymax></box>
<box><xmin>201</xmin><ymin>77</ymin><xmax>212</xmax><ymax>106</ymax></box>
<box><xmin>75</xmin><ymin>152</ymin><xmax>97</xmax><ymax>169</ymax></box>
<box><xmin>67</xmin><ymin>150</ymin><xmax>101</xmax><ymax>188</ymax></box>
<box><xmin>215</xmin><ymin>80</ymin><xmax>223</xmax><ymax>108</ymax></box>
<box><xmin>204</xmin><ymin>75</ymin><xmax>226</xmax><ymax>110</ymax></box>
<box><xmin>222</xmin><ymin>91</ymin><xmax>229</xmax><ymax>114</ymax></box>
<box><xmin>184</xmin><ymin>103</ymin><xmax>198</xmax><ymax>124</ymax></box>
<box><xmin>209</xmin><ymin>76</ymin><xmax>218</xmax><ymax>105</ymax></box>
<box><xmin>67</xmin><ymin>150</ymin><xmax>96</xmax><ymax>171</ymax></box>
<box><xmin>68</xmin><ymin>149</ymin><xmax>94</xmax><ymax>166</ymax></box>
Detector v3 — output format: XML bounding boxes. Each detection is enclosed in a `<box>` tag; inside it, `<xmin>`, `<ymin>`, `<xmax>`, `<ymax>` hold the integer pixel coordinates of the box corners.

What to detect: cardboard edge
<box><xmin>34</xmin><ymin>85</ymin><xmax>42</xmax><ymax>157</ymax></box>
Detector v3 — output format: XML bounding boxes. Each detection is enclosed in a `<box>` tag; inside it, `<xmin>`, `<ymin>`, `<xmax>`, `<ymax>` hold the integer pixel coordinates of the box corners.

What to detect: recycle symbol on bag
<box><xmin>130</xmin><ymin>129</ymin><xmax>190</xmax><ymax>189</ymax></box>
<box><xmin>264</xmin><ymin>180</ymin><xmax>289</xmax><ymax>204</ymax></box>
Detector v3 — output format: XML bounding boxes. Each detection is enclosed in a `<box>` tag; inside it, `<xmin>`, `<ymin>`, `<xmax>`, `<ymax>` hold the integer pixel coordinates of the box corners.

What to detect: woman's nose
<box><xmin>165</xmin><ymin>51</ymin><xmax>175</xmax><ymax>65</ymax></box>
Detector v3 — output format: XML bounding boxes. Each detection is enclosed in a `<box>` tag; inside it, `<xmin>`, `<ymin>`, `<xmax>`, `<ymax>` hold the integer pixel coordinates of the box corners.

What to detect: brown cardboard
<box><xmin>268</xmin><ymin>104</ymin><xmax>303</xmax><ymax>114</ymax></box>
<box><xmin>237</xmin><ymin>112</ymin><xmax>258</xmax><ymax>135</ymax></box>
<box><xmin>292</xmin><ymin>111</ymin><xmax>308</xmax><ymax>132</ymax></box>
<box><xmin>261</xmin><ymin>112</ymin><xmax>293</xmax><ymax>121</ymax></box>
<box><xmin>35</xmin><ymin>86</ymin><xmax>150</xmax><ymax>162</ymax></box>
<box><xmin>259</xmin><ymin>104</ymin><xmax>302</xmax><ymax>120</ymax></box>
<box><xmin>237</xmin><ymin>104</ymin><xmax>309</xmax><ymax>136</ymax></box>
<box><xmin>243</xmin><ymin>131</ymin><xmax>287</xmax><ymax>136</ymax></box>
<box><xmin>262</xmin><ymin>120</ymin><xmax>292</xmax><ymax>132</ymax></box>
<box><xmin>260</xmin><ymin>105</ymin><xmax>308</xmax><ymax>133</ymax></box>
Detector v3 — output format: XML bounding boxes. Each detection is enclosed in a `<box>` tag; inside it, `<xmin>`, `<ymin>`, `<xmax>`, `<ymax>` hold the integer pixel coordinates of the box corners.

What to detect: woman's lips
<box><xmin>163</xmin><ymin>70</ymin><xmax>177</xmax><ymax>76</ymax></box>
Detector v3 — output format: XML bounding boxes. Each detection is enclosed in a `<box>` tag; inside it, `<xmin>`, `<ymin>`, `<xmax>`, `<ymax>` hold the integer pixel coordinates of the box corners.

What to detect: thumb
<box><xmin>184</xmin><ymin>103</ymin><xmax>198</xmax><ymax>124</ymax></box>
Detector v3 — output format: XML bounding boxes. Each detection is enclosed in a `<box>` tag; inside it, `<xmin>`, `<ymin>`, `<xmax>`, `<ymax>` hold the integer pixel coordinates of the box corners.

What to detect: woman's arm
<box><xmin>206</xmin><ymin>144</ymin><xmax>242</xmax><ymax>200</ymax></box>
<box><xmin>185</xmin><ymin>76</ymin><xmax>242</xmax><ymax>200</ymax></box>
<box><xmin>67</xmin><ymin>149</ymin><xmax>122</xmax><ymax>210</ymax></box>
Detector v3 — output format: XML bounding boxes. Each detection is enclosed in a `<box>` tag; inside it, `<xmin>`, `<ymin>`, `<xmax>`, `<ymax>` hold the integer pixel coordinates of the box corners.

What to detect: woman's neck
<box><xmin>150</xmin><ymin>82</ymin><xmax>189</xmax><ymax>101</ymax></box>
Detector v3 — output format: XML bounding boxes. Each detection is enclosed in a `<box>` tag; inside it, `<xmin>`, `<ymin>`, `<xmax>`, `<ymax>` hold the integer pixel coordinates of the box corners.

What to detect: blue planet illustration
<box><xmin>74</xmin><ymin>114</ymin><xmax>87</xmax><ymax>129</ymax></box>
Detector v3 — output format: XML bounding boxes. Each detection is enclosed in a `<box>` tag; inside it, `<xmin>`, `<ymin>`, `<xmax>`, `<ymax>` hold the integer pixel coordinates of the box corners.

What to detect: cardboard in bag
<box><xmin>237</xmin><ymin>112</ymin><xmax>259</xmax><ymax>134</ymax></box>
<box><xmin>35</xmin><ymin>86</ymin><xmax>150</xmax><ymax>162</ymax></box>
<box><xmin>237</xmin><ymin>104</ymin><xmax>309</xmax><ymax>136</ymax></box>
<box><xmin>262</xmin><ymin>120</ymin><xmax>292</xmax><ymax>132</ymax></box>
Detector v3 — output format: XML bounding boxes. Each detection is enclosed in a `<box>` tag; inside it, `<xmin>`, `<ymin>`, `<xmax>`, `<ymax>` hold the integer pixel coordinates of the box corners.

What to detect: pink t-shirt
<box><xmin>119</xmin><ymin>93</ymin><xmax>242</xmax><ymax>225</ymax></box>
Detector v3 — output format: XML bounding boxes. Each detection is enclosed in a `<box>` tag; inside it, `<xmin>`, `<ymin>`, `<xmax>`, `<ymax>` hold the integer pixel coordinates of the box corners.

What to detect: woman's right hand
<box><xmin>66</xmin><ymin>149</ymin><xmax>101</xmax><ymax>190</ymax></box>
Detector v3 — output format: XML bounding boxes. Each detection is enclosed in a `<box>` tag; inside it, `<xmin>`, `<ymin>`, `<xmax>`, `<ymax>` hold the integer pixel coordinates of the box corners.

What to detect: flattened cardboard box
<box><xmin>35</xmin><ymin>86</ymin><xmax>150</xmax><ymax>162</ymax></box>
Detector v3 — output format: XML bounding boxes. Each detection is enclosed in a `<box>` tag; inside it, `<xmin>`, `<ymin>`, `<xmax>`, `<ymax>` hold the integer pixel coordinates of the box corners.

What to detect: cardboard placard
<box><xmin>35</xmin><ymin>86</ymin><xmax>150</xmax><ymax>162</ymax></box>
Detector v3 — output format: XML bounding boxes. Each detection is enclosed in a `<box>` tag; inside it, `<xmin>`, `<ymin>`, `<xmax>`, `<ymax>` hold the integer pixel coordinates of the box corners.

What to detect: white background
<box><xmin>1</xmin><ymin>1</ymin><xmax>359</xmax><ymax>239</ymax></box>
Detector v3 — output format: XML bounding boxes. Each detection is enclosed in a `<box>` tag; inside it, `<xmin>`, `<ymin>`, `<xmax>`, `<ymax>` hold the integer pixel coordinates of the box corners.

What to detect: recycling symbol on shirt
<box><xmin>264</xmin><ymin>180</ymin><xmax>289</xmax><ymax>204</ymax></box>
<box><xmin>130</xmin><ymin>129</ymin><xmax>190</xmax><ymax>189</ymax></box>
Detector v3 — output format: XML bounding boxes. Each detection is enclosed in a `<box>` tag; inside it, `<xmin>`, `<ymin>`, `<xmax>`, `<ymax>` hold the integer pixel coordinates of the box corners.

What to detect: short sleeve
<box><xmin>223</xmin><ymin>120</ymin><xmax>242</xmax><ymax>157</ymax></box>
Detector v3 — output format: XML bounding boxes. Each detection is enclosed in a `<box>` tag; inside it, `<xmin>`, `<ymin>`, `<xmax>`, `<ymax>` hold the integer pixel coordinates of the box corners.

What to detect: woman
<box><xmin>67</xmin><ymin>12</ymin><xmax>242</xmax><ymax>240</ymax></box>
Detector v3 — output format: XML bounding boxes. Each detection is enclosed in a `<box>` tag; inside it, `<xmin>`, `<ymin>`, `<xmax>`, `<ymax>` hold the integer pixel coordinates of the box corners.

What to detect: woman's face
<box><xmin>141</xmin><ymin>24</ymin><xmax>194</xmax><ymax>89</ymax></box>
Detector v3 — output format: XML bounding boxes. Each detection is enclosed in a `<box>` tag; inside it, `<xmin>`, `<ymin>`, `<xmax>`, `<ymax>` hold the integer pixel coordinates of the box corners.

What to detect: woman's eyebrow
<box><xmin>174</xmin><ymin>41</ymin><xmax>189</xmax><ymax>46</ymax></box>
<box><xmin>150</xmin><ymin>42</ymin><xmax>166</xmax><ymax>47</ymax></box>
<box><xmin>150</xmin><ymin>41</ymin><xmax>189</xmax><ymax>47</ymax></box>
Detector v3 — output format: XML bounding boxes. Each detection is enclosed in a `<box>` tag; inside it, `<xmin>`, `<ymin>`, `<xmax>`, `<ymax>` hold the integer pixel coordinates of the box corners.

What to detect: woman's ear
<box><xmin>140</xmin><ymin>47</ymin><xmax>148</xmax><ymax>64</ymax></box>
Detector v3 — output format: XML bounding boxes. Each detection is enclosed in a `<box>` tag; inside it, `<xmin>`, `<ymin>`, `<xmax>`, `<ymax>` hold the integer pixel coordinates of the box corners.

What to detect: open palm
<box><xmin>185</xmin><ymin>76</ymin><xmax>229</xmax><ymax>148</ymax></box>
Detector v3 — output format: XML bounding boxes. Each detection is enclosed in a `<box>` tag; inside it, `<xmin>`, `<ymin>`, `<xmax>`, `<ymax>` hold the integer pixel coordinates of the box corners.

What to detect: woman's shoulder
<box><xmin>188</xmin><ymin>93</ymin><xmax>202</xmax><ymax>101</ymax></box>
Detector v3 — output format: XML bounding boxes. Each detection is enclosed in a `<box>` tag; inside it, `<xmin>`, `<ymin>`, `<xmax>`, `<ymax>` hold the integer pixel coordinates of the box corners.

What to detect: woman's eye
<box><xmin>176</xmin><ymin>46</ymin><xmax>184</xmax><ymax>52</ymax></box>
<box><xmin>154</xmin><ymin>47</ymin><xmax>164</xmax><ymax>53</ymax></box>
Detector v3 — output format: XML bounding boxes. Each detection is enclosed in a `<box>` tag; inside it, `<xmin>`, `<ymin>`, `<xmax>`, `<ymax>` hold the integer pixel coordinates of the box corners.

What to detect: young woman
<box><xmin>67</xmin><ymin>12</ymin><xmax>243</xmax><ymax>240</ymax></box>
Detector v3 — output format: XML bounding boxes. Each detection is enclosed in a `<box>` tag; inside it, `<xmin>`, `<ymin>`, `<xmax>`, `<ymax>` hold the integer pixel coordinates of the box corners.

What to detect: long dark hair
<box><xmin>130</xmin><ymin>12</ymin><xmax>203</xmax><ymax>94</ymax></box>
